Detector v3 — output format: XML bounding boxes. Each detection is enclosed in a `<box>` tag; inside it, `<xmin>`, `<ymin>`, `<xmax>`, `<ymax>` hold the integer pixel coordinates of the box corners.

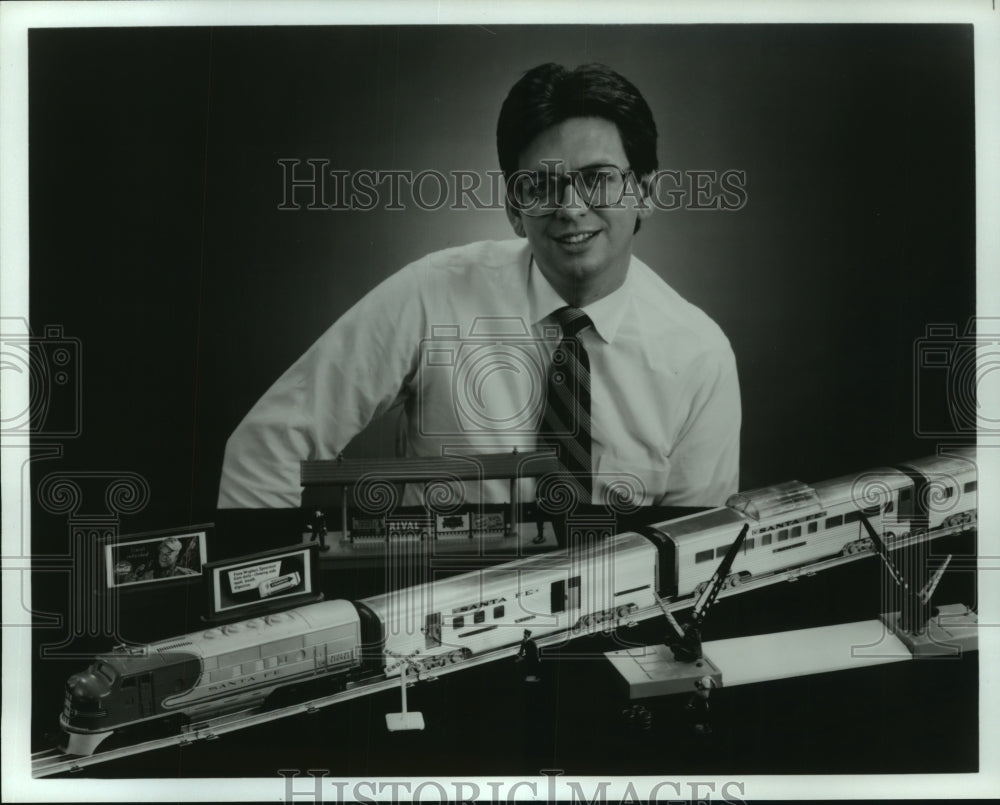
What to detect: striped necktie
<box><xmin>539</xmin><ymin>306</ymin><xmax>593</xmax><ymax>504</ymax></box>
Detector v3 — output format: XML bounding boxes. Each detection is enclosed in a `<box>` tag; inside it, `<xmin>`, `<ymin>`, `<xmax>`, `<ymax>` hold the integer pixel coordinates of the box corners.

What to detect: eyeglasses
<box><xmin>507</xmin><ymin>164</ymin><xmax>634</xmax><ymax>216</ymax></box>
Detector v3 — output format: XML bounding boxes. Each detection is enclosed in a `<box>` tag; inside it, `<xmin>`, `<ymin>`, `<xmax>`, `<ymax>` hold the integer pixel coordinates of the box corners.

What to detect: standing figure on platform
<box><xmin>517</xmin><ymin>629</ymin><xmax>541</xmax><ymax>682</ymax></box>
<box><xmin>309</xmin><ymin>509</ymin><xmax>329</xmax><ymax>551</ymax></box>
<box><xmin>685</xmin><ymin>675</ymin><xmax>715</xmax><ymax>735</ymax></box>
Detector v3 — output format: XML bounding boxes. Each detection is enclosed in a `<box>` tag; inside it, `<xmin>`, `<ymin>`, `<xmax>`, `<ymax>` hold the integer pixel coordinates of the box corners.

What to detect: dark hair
<box><xmin>496</xmin><ymin>63</ymin><xmax>658</xmax><ymax>179</ymax></box>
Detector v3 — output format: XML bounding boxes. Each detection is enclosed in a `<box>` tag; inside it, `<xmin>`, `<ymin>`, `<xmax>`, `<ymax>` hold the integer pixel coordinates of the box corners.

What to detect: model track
<box><xmin>32</xmin><ymin>522</ymin><xmax>971</xmax><ymax>777</ymax></box>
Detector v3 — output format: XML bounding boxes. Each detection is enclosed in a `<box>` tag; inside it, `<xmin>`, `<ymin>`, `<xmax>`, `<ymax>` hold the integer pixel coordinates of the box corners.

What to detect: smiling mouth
<box><xmin>553</xmin><ymin>231</ymin><xmax>599</xmax><ymax>245</ymax></box>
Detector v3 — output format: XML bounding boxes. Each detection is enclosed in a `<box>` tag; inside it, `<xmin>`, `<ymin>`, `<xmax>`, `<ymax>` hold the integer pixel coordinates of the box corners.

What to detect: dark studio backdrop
<box><xmin>25</xmin><ymin>25</ymin><xmax>978</xmax><ymax>778</ymax></box>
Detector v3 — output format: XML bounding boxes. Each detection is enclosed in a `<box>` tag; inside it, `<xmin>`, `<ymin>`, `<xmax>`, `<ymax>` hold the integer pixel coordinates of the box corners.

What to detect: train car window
<box><xmin>844</xmin><ymin>511</ymin><xmax>861</xmax><ymax>524</ymax></box>
<box><xmin>454</xmin><ymin>615</ymin><xmax>465</xmax><ymax>630</ymax></box>
<box><xmin>762</xmin><ymin>534</ymin><xmax>772</xmax><ymax>546</ymax></box>
<box><xmin>898</xmin><ymin>487</ymin><xmax>914</xmax><ymax>517</ymax></box>
<box><xmin>826</xmin><ymin>515</ymin><xmax>843</xmax><ymax>528</ymax></box>
<box><xmin>551</xmin><ymin>580</ymin><xmax>567</xmax><ymax>614</ymax></box>
<box><xmin>695</xmin><ymin>549</ymin><xmax>713</xmax><ymax>563</ymax></box>
<box><xmin>791</xmin><ymin>526</ymin><xmax>801</xmax><ymax>538</ymax></box>
<box><xmin>808</xmin><ymin>522</ymin><xmax>818</xmax><ymax>534</ymax></box>
<box><xmin>474</xmin><ymin>610</ymin><xmax>486</xmax><ymax>624</ymax></box>
<box><xmin>568</xmin><ymin>575</ymin><xmax>582</xmax><ymax>609</ymax></box>
<box><xmin>493</xmin><ymin>605</ymin><xmax>505</xmax><ymax>619</ymax></box>
<box><xmin>425</xmin><ymin>612</ymin><xmax>442</xmax><ymax>648</ymax></box>
<box><xmin>744</xmin><ymin>538</ymin><xmax>755</xmax><ymax>550</ymax></box>
<box><xmin>121</xmin><ymin>677</ymin><xmax>136</xmax><ymax>688</ymax></box>
<box><xmin>777</xmin><ymin>529</ymin><xmax>788</xmax><ymax>542</ymax></box>
<box><xmin>944</xmin><ymin>486</ymin><xmax>954</xmax><ymax>498</ymax></box>
<box><xmin>964</xmin><ymin>481</ymin><xmax>977</xmax><ymax>493</ymax></box>
<box><xmin>716</xmin><ymin>544</ymin><xmax>731</xmax><ymax>558</ymax></box>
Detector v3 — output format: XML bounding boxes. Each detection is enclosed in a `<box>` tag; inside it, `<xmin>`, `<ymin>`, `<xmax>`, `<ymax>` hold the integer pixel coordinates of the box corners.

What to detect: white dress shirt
<box><xmin>218</xmin><ymin>239</ymin><xmax>740</xmax><ymax>509</ymax></box>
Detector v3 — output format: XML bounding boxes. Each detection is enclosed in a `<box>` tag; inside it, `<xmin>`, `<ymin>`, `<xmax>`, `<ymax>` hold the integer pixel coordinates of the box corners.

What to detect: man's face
<box><xmin>158</xmin><ymin>543</ymin><xmax>180</xmax><ymax>568</ymax></box>
<box><xmin>507</xmin><ymin>116</ymin><xmax>651</xmax><ymax>303</ymax></box>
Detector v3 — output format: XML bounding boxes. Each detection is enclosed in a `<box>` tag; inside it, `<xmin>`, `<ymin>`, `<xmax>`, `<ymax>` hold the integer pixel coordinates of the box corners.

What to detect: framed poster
<box><xmin>103</xmin><ymin>525</ymin><xmax>209</xmax><ymax>589</ymax></box>
<box><xmin>203</xmin><ymin>543</ymin><xmax>321</xmax><ymax>621</ymax></box>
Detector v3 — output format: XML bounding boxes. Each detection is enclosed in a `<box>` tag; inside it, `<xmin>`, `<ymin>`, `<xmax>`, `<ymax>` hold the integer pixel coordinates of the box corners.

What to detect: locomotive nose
<box><xmin>67</xmin><ymin>670</ymin><xmax>106</xmax><ymax>701</ymax></box>
<box><xmin>64</xmin><ymin>666</ymin><xmax>112</xmax><ymax>721</ymax></box>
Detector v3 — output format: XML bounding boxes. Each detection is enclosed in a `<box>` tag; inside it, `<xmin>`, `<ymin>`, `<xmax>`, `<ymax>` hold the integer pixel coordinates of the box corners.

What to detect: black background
<box><xmin>25</xmin><ymin>24</ymin><xmax>978</xmax><ymax>779</ymax></box>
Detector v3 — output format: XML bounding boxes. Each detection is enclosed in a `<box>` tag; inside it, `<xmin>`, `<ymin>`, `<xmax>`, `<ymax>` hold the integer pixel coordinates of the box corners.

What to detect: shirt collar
<box><xmin>527</xmin><ymin>253</ymin><xmax>634</xmax><ymax>344</ymax></box>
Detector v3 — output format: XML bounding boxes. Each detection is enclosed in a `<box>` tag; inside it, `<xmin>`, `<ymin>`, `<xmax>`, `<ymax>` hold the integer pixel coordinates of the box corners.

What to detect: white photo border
<box><xmin>2</xmin><ymin>1</ymin><xmax>998</xmax><ymax>803</ymax></box>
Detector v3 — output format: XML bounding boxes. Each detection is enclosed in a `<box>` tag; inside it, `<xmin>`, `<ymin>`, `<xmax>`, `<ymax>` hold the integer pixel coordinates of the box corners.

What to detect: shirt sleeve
<box><xmin>217</xmin><ymin>264</ymin><xmax>425</xmax><ymax>508</ymax></box>
<box><xmin>659</xmin><ymin>341</ymin><xmax>742</xmax><ymax>507</ymax></box>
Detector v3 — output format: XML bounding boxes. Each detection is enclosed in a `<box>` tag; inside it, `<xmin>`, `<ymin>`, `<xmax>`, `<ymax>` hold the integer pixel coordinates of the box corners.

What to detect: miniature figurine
<box><xmin>516</xmin><ymin>629</ymin><xmax>541</xmax><ymax>682</ymax></box>
<box><xmin>685</xmin><ymin>675</ymin><xmax>714</xmax><ymax>735</ymax></box>
<box><xmin>309</xmin><ymin>509</ymin><xmax>329</xmax><ymax>551</ymax></box>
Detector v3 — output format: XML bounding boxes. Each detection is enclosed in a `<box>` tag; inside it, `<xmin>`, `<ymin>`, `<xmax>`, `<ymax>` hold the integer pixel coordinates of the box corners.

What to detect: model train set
<box><xmin>58</xmin><ymin>449</ymin><xmax>977</xmax><ymax>758</ymax></box>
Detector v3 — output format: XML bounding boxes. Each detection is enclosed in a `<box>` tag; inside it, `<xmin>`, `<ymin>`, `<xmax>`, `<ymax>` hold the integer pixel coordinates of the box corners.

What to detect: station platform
<box><xmin>607</xmin><ymin>604</ymin><xmax>978</xmax><ymax>699</ymax></box>
<box><xmin>304</xmin><ymin>520</ymin><xmax>561</xmax><ymax>568</ymax></box>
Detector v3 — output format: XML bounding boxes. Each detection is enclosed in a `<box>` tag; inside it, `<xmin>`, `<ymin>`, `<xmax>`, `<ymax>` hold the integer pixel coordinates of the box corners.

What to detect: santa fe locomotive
<box><xmin>60</xmin><ymin>450</ymin><xmax>977</xmax><ymax>755</ymax></box>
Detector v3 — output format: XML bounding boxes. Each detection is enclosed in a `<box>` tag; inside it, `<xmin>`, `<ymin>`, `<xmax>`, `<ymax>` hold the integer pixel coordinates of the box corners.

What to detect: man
<box><xmin>219</xmin><ymin>63</ymin><xmax>740</xmax><ymax>511</ymax></box>
<box><xmin>126</xmin><ymin>537</ymin><xmax>198</xmax><ymax>581</ymax></box>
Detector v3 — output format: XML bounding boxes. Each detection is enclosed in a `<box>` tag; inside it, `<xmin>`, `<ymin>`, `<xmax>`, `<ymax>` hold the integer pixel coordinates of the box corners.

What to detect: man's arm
<box><xmin>659</xmin><ymin>343</ymin><xmax>741</xmax><ymax>507</ymax></box>
<box><xmin>218</xmin><ymin>265</ymin><xmax>425</xmax><ymax>508</ymax></box>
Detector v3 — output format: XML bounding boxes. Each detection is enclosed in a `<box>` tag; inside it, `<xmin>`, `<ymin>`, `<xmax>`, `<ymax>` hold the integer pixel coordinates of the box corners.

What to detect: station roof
<box><xmin>301</xmin><ymin>451</ymin><xmax>560</xmax><ymax>486</ymax></box>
